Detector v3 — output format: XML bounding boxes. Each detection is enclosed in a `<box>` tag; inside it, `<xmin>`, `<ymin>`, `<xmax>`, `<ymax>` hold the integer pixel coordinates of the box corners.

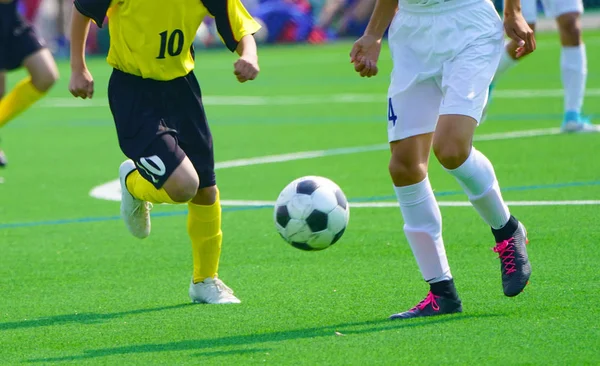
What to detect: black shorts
<box><xmin>108</xmin><ymin>69</ymin><xmax>216</xmax><ymax>189</ymax></box>
<box><xmin>0</xmin><ymin>4</ymin><xmax>45</xmax><ymax>71</ymax></box>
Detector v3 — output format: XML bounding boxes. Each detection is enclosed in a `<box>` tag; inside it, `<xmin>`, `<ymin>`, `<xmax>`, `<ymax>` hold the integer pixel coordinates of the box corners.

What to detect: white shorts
<box><xmin>387</xmin><ymin>0</ymin><xmax>503</xmax><ymax>142</ymax></box>
<box><xmin>522</xmin><ymin>0</ymin><xmax>584</xmax><ymax>24</ymax></box>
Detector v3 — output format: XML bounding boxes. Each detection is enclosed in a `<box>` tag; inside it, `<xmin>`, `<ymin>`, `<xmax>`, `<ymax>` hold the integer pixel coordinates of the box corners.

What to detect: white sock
<box><xmin>445</xmin><ymin>148</ymin><xmax>511</xmax><ymax>230</ymax></box>
<box><xmin>492</xmin><ymin>44</ymin><xmax>518</xmax><ymax>83</ymax></box>
<box><xmin>561</xmin><ymin>44</ymin><xmax>587</xmax><ymax>114</ymax></box>
<box><xmin>394</xmin><ymin>178</ymin><xmax>451</xmax><ymax>283</ymax></box>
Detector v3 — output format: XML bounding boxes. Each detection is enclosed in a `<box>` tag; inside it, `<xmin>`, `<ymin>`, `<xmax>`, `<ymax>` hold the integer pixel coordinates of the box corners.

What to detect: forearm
<box><xmin>504</xmin><ymin>0</ymin><xmax>522</xmax><ymax>16</ymax></box>
<box><xmin>364</xmin><ymin>0</ymin><xmax>398</xmax><ymax>39</ymax></box>
<box><xmin>236</xmin><ymin>34</ymin><xmax>257</xmax><ymax>59</ymax></box>
<box><xmin>70</xmin><ymin>6</ymin><xmax>91</xmax><ymax>72</ymax></box>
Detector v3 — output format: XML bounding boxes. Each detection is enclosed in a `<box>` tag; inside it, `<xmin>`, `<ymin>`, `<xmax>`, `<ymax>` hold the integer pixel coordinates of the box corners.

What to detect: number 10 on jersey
<box><xmin>157</xmin><ymin>29</ymin><xmax>184</xmax><ymax>59</ymax></box>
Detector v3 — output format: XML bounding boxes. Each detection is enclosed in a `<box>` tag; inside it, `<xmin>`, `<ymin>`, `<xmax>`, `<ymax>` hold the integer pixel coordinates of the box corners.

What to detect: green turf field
<box><xmin>1</xmin><ymin>31</ymin><xmax>599</xmax><ymax>364</ymax></box>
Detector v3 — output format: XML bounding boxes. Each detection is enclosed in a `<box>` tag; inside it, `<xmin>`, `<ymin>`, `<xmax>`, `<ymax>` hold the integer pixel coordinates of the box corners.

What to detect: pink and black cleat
<box><xmin>492</xmin><ymin>216</ymin><xmax>531</xmax><ymax>297</ymax></box>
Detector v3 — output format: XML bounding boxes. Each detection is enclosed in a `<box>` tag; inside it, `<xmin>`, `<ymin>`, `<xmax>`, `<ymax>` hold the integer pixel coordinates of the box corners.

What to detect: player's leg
<box><xmin>387</xmin><ymin>79</ymin><xmax>462</xmax><ymax>320</ymax></box>
<box><xmin>175</xmin><ymin>72</ymin><xmax>239</xmax><ymax>304</ymax></box>
<box><xmin>0</xmin><ymin>19</ymin><xmax>58</xmax><ymax>128</ymax></box>
<box><xmin>119</xmin><ymin>135</ymin><xmax>200</xmax><ymax>239</ymax></box>
<box><xmin>108</xmin><ymin>69</ymin><xmax>200</xmax><ymax>239</ymax></box>
<box><xmin>436</xmin><ymin>8</ymin><xmax>530</xmax><ymax>297</ymax></box>
<box><xmin>552</xmin><ymin>3</ymin><xmax>595</xmax><ymax>132</ymax></box>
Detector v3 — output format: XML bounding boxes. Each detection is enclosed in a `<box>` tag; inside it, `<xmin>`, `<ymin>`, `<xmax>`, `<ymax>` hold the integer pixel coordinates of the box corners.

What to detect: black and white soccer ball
<box><xmin>274</xmin><ymin>176</ymin><xmax>349</xmax><ymax>251</ymax></box>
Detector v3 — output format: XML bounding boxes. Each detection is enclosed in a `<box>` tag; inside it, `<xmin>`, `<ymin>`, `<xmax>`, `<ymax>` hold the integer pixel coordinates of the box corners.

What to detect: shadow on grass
<box><xmin>26</xmin><ymin>314</ymin><xmax>501</xmax><ymax>363</ymax></box>
<box><xmin>0</xmin><ymin>304</ymin><xmax>193</xmax><ymax>331</ymax></box>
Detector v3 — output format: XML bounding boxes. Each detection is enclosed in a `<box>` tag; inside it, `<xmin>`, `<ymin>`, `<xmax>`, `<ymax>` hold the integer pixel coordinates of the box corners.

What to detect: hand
<box><xmin>234</xmin><ymin>56</ymin><xmax>259</xmax><ymax>83</ymax></box>
<box><xmin>349</xmin><ymin>34</ymin><xmax>381</xmax><ymax>78</ymax></box>
<box><xmin>504</xmin><ymin>13</ymin><xmax>536</xmax><ymax>58</ymax></box>
<box><xmin>69</xmin><ymin>68</ymin><xmax>94</xmax><ymax>99</ymax></box>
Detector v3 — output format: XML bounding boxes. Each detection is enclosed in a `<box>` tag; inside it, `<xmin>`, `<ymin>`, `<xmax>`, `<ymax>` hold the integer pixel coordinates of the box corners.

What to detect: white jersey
<box><xmin>399</xmin><ymin>0</ymin><xmax>482</xmax><ymax>13</ymax></box>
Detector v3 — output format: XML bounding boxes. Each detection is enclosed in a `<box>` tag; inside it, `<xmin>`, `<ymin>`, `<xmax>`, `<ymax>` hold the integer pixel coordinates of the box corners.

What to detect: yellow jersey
<box><xmin>74</xmin><ymin>0</ymin><xmax>261</xmax><ymax>81</ymax></box>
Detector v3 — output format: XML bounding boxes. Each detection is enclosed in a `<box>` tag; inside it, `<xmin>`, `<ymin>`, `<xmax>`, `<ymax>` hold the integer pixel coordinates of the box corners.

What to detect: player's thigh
<box><xmin>23</xmin><ymin>48</ymin><xmax>58</xmax><ymax>91</ymax></box>
<box><xmin>173</xmin><ymin>72</ymin><xmax>216</xmax><ymax>191</ymax></box>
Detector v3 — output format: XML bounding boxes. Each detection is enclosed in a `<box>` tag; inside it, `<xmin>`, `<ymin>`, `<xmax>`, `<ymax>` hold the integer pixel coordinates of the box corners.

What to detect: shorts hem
<box><xmin>388</xmin><ymin>127</ymin><xmax>436</xmax><ymax>142</ymax></box>
<box><xmin>438</xmin><ymin>108</ymin><xmax>481</xmax><ymax>124</ymax></box>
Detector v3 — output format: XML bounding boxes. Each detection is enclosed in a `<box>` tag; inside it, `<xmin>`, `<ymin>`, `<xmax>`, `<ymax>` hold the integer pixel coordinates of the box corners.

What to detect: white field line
<box><xmin>221</xmin><ymin>200</ymin><xmax>600</xmax><ymax>207</ymax></box>
<box><xmin>90</xmin><ymin>127</ymin><xmax>562</xmax><ymax>202</ymax></box>
<box><xmin>43</xmin><ymin>88</ymin><xmax>600</xmax><ymax>108</ymax></box>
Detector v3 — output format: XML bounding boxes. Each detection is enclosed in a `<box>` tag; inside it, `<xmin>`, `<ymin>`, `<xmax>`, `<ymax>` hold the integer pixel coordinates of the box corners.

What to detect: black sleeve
<box><xmin>74</xmin><ymin>0</ymin><xmax>111</xmax><ymax>28</ymax></box>
<box><xmin>201</xmin><ymin>0</ymin><xmax>241</xmax><ymax>52</ymax></box>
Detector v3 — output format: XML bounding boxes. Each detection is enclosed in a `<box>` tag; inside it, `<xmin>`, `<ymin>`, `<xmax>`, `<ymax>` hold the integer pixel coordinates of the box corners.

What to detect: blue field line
<box><xmin>1</xmin><ymin>180</ymin><xmax>599</xmax><ymax>230</ymax></box>
<box><xmin>350</xmin><ymin>180</ymin><xmax>600</xmax><ymax>202</ymax></box>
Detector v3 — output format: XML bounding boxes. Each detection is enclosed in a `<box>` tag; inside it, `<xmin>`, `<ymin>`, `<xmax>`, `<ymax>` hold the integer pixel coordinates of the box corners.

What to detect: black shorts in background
<box><xmin>108</xmin><ymin>69</ymin><xmax>216</xmax><ymax>189</ymax></box>
<box><xmin>0</xmin><ymin>3</ymin><xmax>45</xmax><ymax>71</ymax></box>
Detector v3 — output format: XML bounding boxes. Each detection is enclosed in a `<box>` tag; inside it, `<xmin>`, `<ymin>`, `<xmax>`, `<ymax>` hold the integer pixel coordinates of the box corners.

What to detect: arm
<box><xmin>348</xmin><ymin>0</ymin><xmax>397</xmax><ymax>78</ymax></box>
<box><xmin>203</xmin><ymin>0</ymin><xmax>261</xmax><ymax>82</ymax></box>
<box><xmin>503</xmin><ymin>0</ymin><xmax>535</xmax><ymax>57</ymax></box>
<box><xmin>70</xmin><ymin>7</ymin><xmax>91</xmax><ymax>76</ymax></box>
<box><xmin>363</xmin><ymin>0</ymin><xmax>397</xmax><ymax>40</ymax></box>
<box><xmin>69</xmin><ymin>6</ymin><xmax>94</xmax><ymax>98</ymax></box>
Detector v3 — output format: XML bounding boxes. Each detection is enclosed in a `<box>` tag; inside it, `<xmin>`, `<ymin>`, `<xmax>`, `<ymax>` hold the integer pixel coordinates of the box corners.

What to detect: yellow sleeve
<box><xmin>202</xmin><ymin>0</ymin><xmax>262</xmax><ymax>52</ymax></box>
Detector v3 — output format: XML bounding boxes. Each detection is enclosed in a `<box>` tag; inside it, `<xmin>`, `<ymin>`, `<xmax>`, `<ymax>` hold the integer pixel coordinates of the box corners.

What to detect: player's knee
<box><xmin>388</xmin><ymin>156</ymin><xmax>427</xmax><ymax>186</ymax></box>
<box><xmin>557</xmin><ymin>13</ymin><xmax>582</xmax><ymax>45</ymax></box>
<box><xmin>165</xmin><ymin>182</ymin><xmax>198</xmax><ymax>203</ymax></box>
<box><xmin>192</xmin><ymin>185</ymin><xmax>218</xmax><ymax>205</ymax></box>
<box><xmin>433</xmin><ymin>141</ymin><xmax>470</xmax><ymax>170</ymax></box>
<box><xmin>31</xmin><ymin>67</ymin><xmax>59</xmax><ymax>93</ymax></box>
<box><xmin>164</xmin><ymin>174</ymin><xmax>199</xmax><ymax>203</ymax></box>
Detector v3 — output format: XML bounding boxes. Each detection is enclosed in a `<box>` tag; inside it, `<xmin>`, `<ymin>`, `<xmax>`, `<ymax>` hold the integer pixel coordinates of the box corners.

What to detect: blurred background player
<box><xmin>490</xmin><ymin>0</ymin><xmax>596</xmax><ymax>132</ymax></box>
<box><xmin>350</xmin><ymin>0</ymin><xmax>534</xmax><ymax>319</ymax></box>
<box><xmin>69</xmin><ymin>0</ymin><xmax>260</xmax><ymax>304</ymax></box>
<box><xmin>0</xmin><ymin>0</ymin><xmax>58</xmax><ymax>167</ymax></box>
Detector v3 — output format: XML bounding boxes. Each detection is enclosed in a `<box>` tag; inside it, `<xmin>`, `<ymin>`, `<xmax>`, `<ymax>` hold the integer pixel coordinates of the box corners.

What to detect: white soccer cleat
<box><xmin>119</xmin><ymin>160</ymin><xmax>152</xmax><ymax>239</ymax></box>
<box><xmin>189</xmin><ymin>277</ymin><xmax>241</xmax><ymax>304</ymax></box>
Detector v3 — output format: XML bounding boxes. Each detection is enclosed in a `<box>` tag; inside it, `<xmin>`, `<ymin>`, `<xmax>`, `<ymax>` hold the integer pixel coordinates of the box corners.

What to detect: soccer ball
<box><xmin>274</xmin><ymin>176</ymin><xmax>349</xmax><ymax>251</ymax></box>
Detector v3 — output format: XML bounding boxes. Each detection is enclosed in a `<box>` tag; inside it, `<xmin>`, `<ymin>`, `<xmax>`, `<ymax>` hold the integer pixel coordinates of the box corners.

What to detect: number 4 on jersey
<box><xmin>388</xmin><ymin>98</ymin><xmax>398</xmax><ymax>126</ymax></box>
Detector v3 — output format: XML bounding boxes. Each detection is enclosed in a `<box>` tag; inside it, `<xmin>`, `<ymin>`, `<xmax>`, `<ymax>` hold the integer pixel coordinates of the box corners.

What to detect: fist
<box><xmin>234</xmin><ymin>56</ymin><xmax>259</xmax><ymax>83</ymax></box>
<box><xmin>69</xmin><ymin>69</ymin><xmax>94</xmax><ymax>99</ymax></box>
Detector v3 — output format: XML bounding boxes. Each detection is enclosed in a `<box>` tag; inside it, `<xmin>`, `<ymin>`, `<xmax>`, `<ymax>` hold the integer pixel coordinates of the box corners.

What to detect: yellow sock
<box><xmin>0</xmin><ymin>77</ymin><xmax>45</xmax><ymax>128</ymax></box>
<box><xmin>188</xmin><ymin>190</ymin><xmax>222</xmax><ymax>283</ymax></box>
<box><xmin>125</xmin><ymin>170</ymin><xmax>179</xmax><ymax>204</ymax></box>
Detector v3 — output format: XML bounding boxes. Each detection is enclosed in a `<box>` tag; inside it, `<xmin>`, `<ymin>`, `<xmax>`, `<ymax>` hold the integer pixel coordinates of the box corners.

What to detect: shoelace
<box><xmin>130</xmin><ymin>201</ymin><xmax>153</xmax><ymax>217</ymax></box>
<box><xmin>493</xmin><ymin>238</ymin><xmax>516</xmax><ymax>275</ymax></box>
<box><xmin>412</xmin><ymin>291</ymin><xmax>440</xmax><ymax>312</ymax></box>
<box><xmin>213</xmin><ymin>279</ymin><xmax>234</xmax><ymax>294</ymax></box>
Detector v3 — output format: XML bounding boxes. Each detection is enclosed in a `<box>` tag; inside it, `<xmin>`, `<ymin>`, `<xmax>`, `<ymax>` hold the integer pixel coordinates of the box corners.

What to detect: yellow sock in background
<box><xmin>125</xmin><ymin>170</ymin><xmax>179</xmax><ymax>204</ymax></box>
<box><xmin>188</xmin><ymin>189</ymin><xmax>222</xmax><ymax>283</ymax></box>
<box><xmin>0</xmin><ymin>77</ymin><xmax>45</xmax><ymax>128</ymax></box>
